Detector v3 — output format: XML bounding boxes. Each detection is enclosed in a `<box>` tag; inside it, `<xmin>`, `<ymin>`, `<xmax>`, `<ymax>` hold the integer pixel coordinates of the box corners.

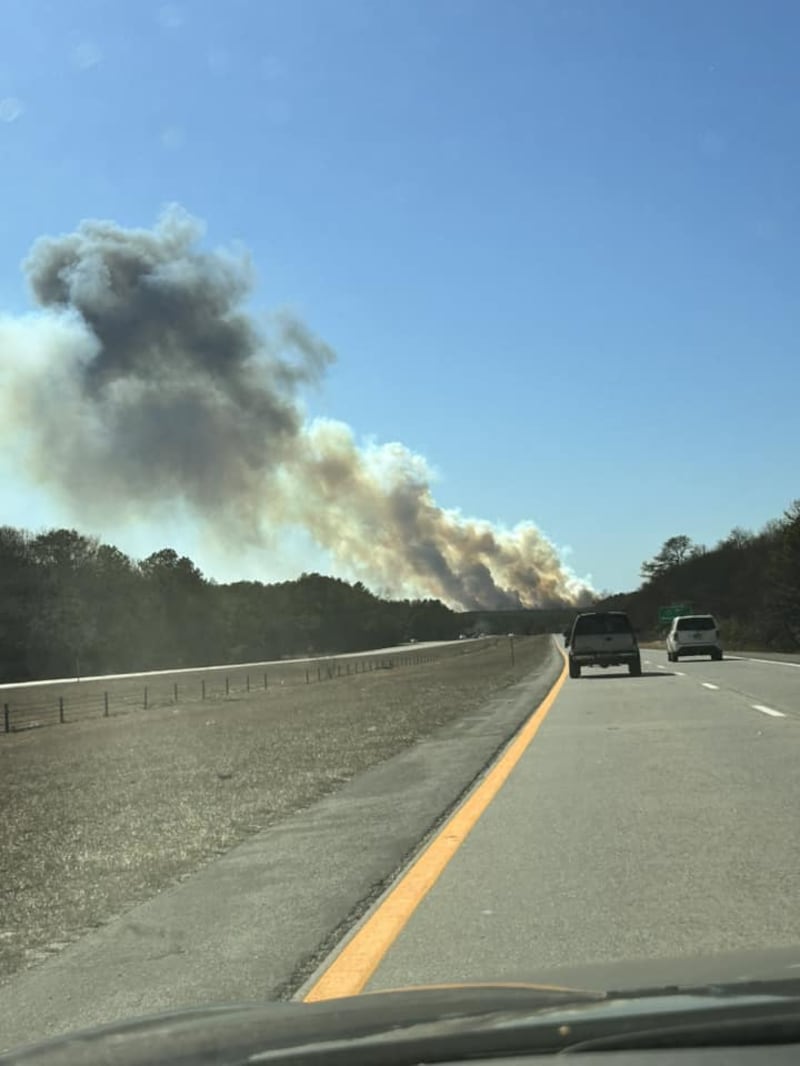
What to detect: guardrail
<box><xmin>1</xmin><ymin>640</ymin><xmax>501</xmax><ymax>737</ymax></box>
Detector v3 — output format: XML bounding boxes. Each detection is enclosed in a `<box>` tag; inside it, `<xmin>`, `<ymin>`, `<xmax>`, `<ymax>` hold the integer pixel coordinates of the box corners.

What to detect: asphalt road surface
<box><xmin>350</xmin><ymin>644</ymin><xmax>800</xmax><ymax>994</ymax></box>
<box><xmin>4</xmin><ymin>640</ymin><xmax>799</xmax><ymax>1051</ymax></box>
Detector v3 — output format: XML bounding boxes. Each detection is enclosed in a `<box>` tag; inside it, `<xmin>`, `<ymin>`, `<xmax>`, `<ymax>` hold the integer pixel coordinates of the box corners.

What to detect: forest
<box><xmin>596</xmin><ymin>500</ymin><xmax>800</xmax><ymax>650</ymax></box>
<box><xmin>0</xmin><ymin>526</ymin><xmax>556</xmax><ymax>682</ymax></box>
<box><xmin>2</xmin><ymin>499</ymin><xmax>797</xmax><ymax>682</ymax></box>
<box><xmin>0</xmin><ymin>526</ymin><xmax>476</xmax><ymax>682</ymax></box>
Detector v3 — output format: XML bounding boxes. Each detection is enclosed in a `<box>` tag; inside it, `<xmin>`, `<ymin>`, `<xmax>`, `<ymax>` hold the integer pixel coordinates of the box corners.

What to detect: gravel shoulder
<box><xmin>1</xmin><ymin>636</ymin><xmax>557</xmax><ymax>1014</ymax></box>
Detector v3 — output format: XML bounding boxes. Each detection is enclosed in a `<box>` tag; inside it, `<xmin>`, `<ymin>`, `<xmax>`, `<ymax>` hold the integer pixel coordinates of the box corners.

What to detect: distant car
<box><xmin>567</xmin><ymin>611</ymin><xmax>641</xmax><ymax>678</ymax></box>
<box><xmin>666</xmin><ymin>615</ymin><xmax>723</xmax><ymax>661</ymax></box>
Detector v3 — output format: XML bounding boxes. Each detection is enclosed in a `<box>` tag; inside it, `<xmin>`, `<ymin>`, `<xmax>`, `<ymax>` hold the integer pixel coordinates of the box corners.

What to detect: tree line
<box><xmin>0</xmin><ymin>527</ymin><xmax>468</xmax><ymax>682</ymax></box>
<box><xmin>595</xmin><ymin>501</ymin><xmax>800</xmax><ymax>650</ymax></box>
<box><xmin>5</xmin><ymin>499</ymin><xmax>795</xmax><ymax>682</ymax></box>
<box><xmin>0</xmin><ymin>526</ymin><xmax>596</xmax><ymax>683</ymax></box>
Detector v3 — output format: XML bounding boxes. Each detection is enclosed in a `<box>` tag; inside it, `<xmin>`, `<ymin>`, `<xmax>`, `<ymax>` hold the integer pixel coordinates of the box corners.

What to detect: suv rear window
<box><xmin>573</xmin><ymin>613</ymin><xmax>632</xmax><ymax>635</ymax></box>
<box><xmin>676</xmin><ymin>616</ymin><xmax>715</xmax><ymax>631</ymax></box>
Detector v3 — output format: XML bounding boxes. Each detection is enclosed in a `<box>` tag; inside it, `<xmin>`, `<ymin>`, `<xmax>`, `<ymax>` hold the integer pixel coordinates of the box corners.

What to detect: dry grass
<box><xmin>0</xmin><ymin>636</ymin><xmax>550</xmax><ymax>983</ymax></box>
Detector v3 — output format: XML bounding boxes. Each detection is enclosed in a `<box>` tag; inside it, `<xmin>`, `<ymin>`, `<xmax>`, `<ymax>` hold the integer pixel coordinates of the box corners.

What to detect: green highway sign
<box><xmin>658</xmin><ymin>604</ymin><xmax>691</xmax><ymax>624</ymax></box>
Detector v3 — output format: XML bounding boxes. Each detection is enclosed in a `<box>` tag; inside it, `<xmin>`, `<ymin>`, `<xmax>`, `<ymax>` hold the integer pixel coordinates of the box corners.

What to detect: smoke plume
<box><xmin>0</xmin><ymin>207</ymin><xmax>590</xmax><ymax>609</ymax></box>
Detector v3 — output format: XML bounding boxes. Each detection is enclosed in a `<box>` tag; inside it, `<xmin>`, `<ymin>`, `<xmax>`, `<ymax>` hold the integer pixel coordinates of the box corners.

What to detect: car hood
<box><xmin>4</xmin><ymin>946</ymin><xmax>800</xmax><ymax>1064</ymax></box>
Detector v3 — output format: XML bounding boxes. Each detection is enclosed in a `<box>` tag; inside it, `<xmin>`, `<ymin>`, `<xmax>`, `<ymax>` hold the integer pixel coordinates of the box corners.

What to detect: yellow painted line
<box><xmin>304</xmin><ymin>649</ymin><xmax>568</xmax><ymax>1002</ymax></box>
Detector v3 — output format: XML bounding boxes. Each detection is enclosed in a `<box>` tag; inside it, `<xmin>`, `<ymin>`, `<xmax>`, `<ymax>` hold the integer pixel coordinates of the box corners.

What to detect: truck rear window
<box><xmin>574</xmin><ymin>614</ymin><xmax>632</xmax><ymax>635</ymax></box>
<box><xmin>676</xmin><ymin>616</ymin><xmax>715</xmax><ymax>631</ymax></box>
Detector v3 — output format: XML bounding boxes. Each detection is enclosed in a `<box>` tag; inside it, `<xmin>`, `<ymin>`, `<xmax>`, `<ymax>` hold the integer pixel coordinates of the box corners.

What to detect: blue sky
<box><xmin>1</xmin><ymin>0</ymin><xmax>798</xmax><ymax>594</ymax></box>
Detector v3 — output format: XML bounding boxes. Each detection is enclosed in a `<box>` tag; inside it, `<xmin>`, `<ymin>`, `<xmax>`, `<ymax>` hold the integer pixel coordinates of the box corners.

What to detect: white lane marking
<box><xmin>657</xmin><ymin>665</ymin><xmax>666</xmax><ymax>670</ymax></box>
<box><xmin>732</xmin><ymin>656</ymin><xmax>800</xmax><ymax>670</ymax></box>
<box><xmin>702</xmin><ymin>683</ymin><xmax>720</xmax><ymax>690</ymax></box>
<box><xmin>643</xmin><ymin>660</ymin><xmax>652</xmax><ymax>665</ymax></box>
<box><xmin>675</xmin><ymin>671</ymin><xmax>686</xmax><ymax>676</ymax></box>
<box><xmin>752</xmin><ymin>704</ymin><xmax>786</xmax><ymax>718</ymax></box>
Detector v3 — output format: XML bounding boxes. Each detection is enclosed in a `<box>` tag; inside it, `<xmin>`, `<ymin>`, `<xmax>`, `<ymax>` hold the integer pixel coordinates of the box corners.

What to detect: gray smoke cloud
<box><xmin>0</xmin><ymin>206</ymin><xmax>591</xmax><ymax>609</ymax></box>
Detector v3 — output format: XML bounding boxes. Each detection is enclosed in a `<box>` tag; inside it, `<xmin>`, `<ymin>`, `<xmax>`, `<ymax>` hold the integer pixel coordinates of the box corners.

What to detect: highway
<box><xmin>3</xmin><ymin>639</ymin><xmax>800</xmax><ymax>1052</ymax></box>
<box><xmin>305</xmin><ymin>643</ymin><xmax>800</xmax><ymax>997</ymax></box>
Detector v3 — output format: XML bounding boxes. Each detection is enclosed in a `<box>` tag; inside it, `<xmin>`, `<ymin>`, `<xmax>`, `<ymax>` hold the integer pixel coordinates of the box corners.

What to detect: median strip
<box><xmin>0</xmin><ymin>637</ymin><xmax>552</xmax><ymax>988</ymax></box>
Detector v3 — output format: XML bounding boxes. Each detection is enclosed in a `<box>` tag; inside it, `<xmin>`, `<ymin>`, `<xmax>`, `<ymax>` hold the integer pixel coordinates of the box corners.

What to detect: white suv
<box><xmin>666</xmin><ymin>614</ymin><xmax>723</xmax><ymax>662</ymax></box>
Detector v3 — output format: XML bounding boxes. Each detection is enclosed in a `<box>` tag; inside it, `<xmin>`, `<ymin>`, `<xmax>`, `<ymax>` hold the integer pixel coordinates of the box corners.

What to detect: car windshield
<box><xmin>676</xmin><ymin>617</ymin><xmax>716</xmax><ymax>631</ymax></box>
<box><xmin>1</xmin><ymin>1</ymin><xmax>799</xmax><ymax>1058</ymax></box>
